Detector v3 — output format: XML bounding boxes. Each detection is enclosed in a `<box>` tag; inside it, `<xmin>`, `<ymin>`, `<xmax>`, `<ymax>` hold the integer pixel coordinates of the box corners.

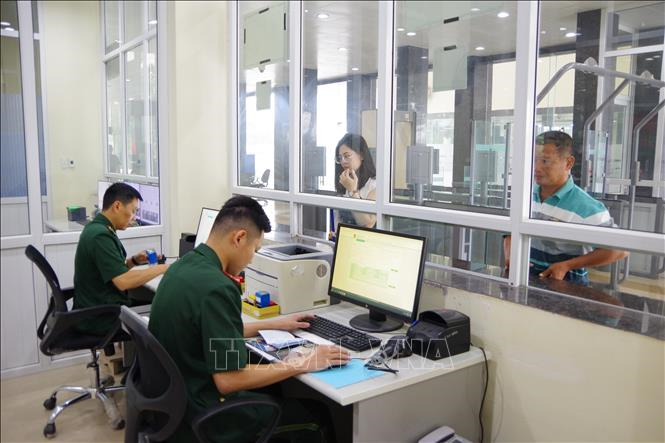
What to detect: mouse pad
<box><xmin>309</xmin><ymin>359</ymin><xmax>387</xmax><ymax>388</ymax></box>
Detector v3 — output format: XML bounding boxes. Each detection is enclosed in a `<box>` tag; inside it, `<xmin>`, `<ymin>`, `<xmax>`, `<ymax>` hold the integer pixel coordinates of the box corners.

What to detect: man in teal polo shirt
<box><xmin>74</xmin><ymin>183</ymin><xmax>169</xmax><ymax>335</ymax></box>
<box><xmin>149</xmin><ymin>196</ymin><xmax>349</xmax><ymax>443</ymax></box>
<box><xmin>504</xmin><ymin>131</ymin><xmax>628</xmax><ymax>284</ymax></box>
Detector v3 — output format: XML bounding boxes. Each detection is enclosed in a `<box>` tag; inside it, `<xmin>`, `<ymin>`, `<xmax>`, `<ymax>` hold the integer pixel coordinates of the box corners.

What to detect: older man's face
<box><xmin>534</xmin><ymin>143</ymin><xmax>573</xmax><ymax>189</ymax></box>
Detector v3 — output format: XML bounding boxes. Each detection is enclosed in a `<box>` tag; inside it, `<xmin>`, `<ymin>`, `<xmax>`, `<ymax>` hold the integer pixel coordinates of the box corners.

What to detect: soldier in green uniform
<box><xmin>149</xmin><ymin>196</ymin><xmax>349</xmax><ymax>442</ymax></box>
<box><xmin>74</xmin><ymin>182</ymin><xmax>169</xmax><ymax>335</ymax></box>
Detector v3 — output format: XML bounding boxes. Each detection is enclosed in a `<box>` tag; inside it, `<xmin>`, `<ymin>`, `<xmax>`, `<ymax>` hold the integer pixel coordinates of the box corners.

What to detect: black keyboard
<box><xmin>306</xmin><ymin>315</ymin><xmax>382</xmax><ymax>352</ymax></box>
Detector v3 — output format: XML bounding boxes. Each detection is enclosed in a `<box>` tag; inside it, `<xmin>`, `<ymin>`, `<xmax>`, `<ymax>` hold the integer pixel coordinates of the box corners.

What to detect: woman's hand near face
<box><xmin>339</xmin><ymin>168</ymin><xmax>358</xmax><ymax>193</ymax></box>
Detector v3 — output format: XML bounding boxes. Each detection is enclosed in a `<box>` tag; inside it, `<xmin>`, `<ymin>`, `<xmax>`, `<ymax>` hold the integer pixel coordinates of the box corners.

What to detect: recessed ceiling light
<box><xmin>645</xmin><ymin>57</ymin><xmax>654</xmax><ymax>61</ymax></box>
<box><xmin>148</xmin><ymin>20</ymin><xmax>157</xmax><ymax>25</ymax></box>
<box><xmin>304</xmin><ymin>9</ymin><xmax>309</xmax><ymax>13</ymax></box>
<box><xmin>565</xmin><ymin>32</ymin><xmax>578</xmax><ymax>38</ymax></box>
<box><xmin>317</xmin><ymin>13</ymin><xmax>329</xmax><ymax>19</ymax></box>
<box><xmin>559</xmin><ymin>27</ymin><xmax>566</xmax><ymax>31</ymax></box>
<box><xmin>0</xmin><ymin>21</ymin><xmax>10</xmax><ymax>26</ymax></box>
<box><xmin>475</xmin><ymin>46</ymin><xmax>485</xmax><ymax>51</ymax></box>
<box><xmin>421</xmin><ymin>56</ymin><xmax>428</xmax><ymax>59</ymax></box>
<box><xmin>397</xmin><ymin>27</ymin><xmax>405</xmax><ymax>32</ymax></box>
<box><xmin>541</xmin><ymin>30</ymin><xmax>547</xmax><ymax>34</ymax></box>
<box><xmin>351</xmin><ymin>67</ymin><xmax>359</xmax><ymax>71</ymax></box>
<box><xmin>406</xmin><ymin>31</ymin><xmax>416</xmax><ymax>36</ymax></box>
<box><xmin>654</xmin><ymin>55</ymin><xmax>661</xmax><ymax>58</ymax></box>
<box><xmin>471</xmin><ymin>8</ymin><xmax>480</xmax><ymax>12</ymax></box>
<box><xmin>497</xmin><ymin>11</ymin><xmax>509</xmax><ymax>18</ymax></box>
<box><xmin>338</xmin><ymin>47</ymin><xmax>347</xmax><ymax>52</ymax></box>
<box><xmin>6</xmin><ymin>27</ymin><xmax>15</xmax><ymax>31</ymax></box>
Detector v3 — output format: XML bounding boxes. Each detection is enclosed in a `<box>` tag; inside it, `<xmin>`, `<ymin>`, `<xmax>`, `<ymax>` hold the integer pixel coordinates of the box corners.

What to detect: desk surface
<box><xmin>134</xmin><ymin>288</ymin><xmax>486</xmax><ymax>406</ymax></box>
<box><xmin>44</xmin><ymin>218</ymin><xmax>85</xmax><ymax>232</ymax></box>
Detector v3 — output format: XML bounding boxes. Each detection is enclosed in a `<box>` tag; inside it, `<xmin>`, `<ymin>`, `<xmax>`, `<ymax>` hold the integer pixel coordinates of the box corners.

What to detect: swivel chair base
<box><xmin>42</xmin><ymin>350</ymin><xmax>126</xmax><ymax>438</ymax></box>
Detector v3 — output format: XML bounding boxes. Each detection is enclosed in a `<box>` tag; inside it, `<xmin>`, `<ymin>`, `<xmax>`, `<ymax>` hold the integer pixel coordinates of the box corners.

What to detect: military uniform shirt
<box><xmin>73</xmin><ymin>213</ymin><xmax>129</xmax><ymax>334</ymax></box>
<box><xmin>149</xmin><ymin>244</ymin><xmax>261</xmax><ymax>443</ymax></box>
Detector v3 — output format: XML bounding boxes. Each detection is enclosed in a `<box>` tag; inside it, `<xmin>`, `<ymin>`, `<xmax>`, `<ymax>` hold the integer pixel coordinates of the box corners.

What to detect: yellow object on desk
<box><xmin>242</xmin><ymin>299</ymin><xmax>280</xmax><ymax>319</ymax></box>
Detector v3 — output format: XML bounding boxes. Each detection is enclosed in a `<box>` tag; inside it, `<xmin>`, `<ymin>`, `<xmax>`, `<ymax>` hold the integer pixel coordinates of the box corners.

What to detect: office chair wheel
<box><xmin>43</xmin><ymin>423</ymin><xmax>56</xmax><ymax>438</ymax></box>
<box><xmin>112</xmin><ymin>418</ymin><xmax>125</xmax><ymax>430</ymax></box>
<box><xmin>43</xmin><ymin>396</ymin><xmax>56</xmax><ymax>410</ymax></box>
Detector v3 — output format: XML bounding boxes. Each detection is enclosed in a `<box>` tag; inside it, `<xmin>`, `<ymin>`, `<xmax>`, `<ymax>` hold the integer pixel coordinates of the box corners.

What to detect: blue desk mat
<box><xmin>309</xmin><ymin>359</ymin><xmax>388</xmax><ymax>388</ymax></box>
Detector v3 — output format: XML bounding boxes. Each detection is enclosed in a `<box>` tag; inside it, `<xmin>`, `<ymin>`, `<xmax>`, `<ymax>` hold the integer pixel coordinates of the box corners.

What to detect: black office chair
<box><xmin>249</xmin><ymin>168</ymin><xmax>271</xmax><ymax>188</ymax></box>
<box><xmin>25</xmin><ymin>245</ymin><xmax>127</xmax><ymax>438</ymax></box>
<box><xmin>120</xmin><ymin>306</ymin><xmax>282</xmax><ymax>443</ymax></box>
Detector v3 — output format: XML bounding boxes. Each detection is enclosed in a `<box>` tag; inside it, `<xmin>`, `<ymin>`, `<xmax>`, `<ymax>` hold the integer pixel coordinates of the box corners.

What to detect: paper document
<box><xmin>259</xmin><ymin>330</ymin><xmax>307</xmax><ymax>349</ymax></box>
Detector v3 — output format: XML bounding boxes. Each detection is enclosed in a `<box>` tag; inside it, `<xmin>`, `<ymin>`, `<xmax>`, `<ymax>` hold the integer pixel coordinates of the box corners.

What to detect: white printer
<box><xmin>244</xmin><ymin>243</ymin><xmax>333</xmax><ymax>314</ymax></box>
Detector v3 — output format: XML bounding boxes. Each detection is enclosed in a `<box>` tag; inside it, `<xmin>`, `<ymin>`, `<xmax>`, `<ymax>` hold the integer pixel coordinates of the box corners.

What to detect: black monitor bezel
<box><xmin>327</xmin><ymin>223</ymin><xmax>427</xmax><ymax>324</ymax></box>
<box><xmin>195</xmin><ymin>207</ymin><xmax>220</xmax><ymax>246</ymax></box>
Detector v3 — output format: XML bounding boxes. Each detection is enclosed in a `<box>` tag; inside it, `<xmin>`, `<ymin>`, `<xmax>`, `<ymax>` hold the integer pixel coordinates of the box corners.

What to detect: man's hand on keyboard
<box><xmin>270</xmin><ymin>313</ymin><xmax>315</xmax><ymax>331</ymax></box>
<box><xmin>295</xmin><ymin>345</ymin><xmax>350</xmax><ymax>373</ymax></box>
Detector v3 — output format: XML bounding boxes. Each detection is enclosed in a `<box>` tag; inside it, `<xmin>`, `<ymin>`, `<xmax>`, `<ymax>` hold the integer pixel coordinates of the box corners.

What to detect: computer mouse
<box><xmin>382</xmin><ymin>335</ymin><xmax>412</xmax><ymax>359</ymax></box>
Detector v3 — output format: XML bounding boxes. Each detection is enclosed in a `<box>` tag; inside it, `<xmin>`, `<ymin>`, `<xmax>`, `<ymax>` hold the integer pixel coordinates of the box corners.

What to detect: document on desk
<box><xmin>258</xmin><ymin>329</ymin><xmax>307</xmax><ymax>349</ymax></box>
<box><xmin>310</xmin><ymin>359</ymin><xmax>387</xmax><ymax>389</ymax></box>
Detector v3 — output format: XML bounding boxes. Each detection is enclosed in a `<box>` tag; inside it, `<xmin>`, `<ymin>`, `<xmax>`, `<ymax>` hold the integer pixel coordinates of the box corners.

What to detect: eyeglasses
<box><xmin>335</xmin><ymin>152</ymin><xmax>355</xmax><ymax>164</ymax></box>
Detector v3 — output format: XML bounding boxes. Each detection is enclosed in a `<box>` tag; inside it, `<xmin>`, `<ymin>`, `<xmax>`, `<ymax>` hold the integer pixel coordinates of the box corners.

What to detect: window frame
<box><xmin>229</xmin><ymin>1</ymin><xmax>665</xmax><ymax>292</ymax></box>
<box><xmin>101</xmin><ymin>0</ymin><xmax>158</xmax><ymax>183</ymax></box>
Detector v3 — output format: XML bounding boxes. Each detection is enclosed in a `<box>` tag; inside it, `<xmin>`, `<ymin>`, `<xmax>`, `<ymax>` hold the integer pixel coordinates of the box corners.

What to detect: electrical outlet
<box><xmin>60</xmin><ymin>158</ymin><xmax>75</xmax><ymax>169</ymax></box>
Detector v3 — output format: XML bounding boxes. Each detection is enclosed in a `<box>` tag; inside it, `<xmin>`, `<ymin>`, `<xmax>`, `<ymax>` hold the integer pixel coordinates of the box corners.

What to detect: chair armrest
<box><xmin>192</xmin><ymin>397</ymin><xmax>281</xmax><ymax>443</ymax></box>
<box><xmin>61</xmin><ymin>287</ymin><xmax>75</xmax><ymax>301</ymax></box>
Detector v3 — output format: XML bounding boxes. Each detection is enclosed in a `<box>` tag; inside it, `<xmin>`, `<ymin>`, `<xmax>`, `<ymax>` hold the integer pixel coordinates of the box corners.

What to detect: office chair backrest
<box><xmin>120</xmin><ymin>306</ymin><xmax>187</xmax><ymax>443</ymax></box>
<box><xmin>25</xmin><ymin>245</ymin><xmax>67</xmax><ymax>313</ymax></box>
<box><xmin>260</xmin><ymin>168</ymin><xmax>270</xmax><ymax>185</ymax></box>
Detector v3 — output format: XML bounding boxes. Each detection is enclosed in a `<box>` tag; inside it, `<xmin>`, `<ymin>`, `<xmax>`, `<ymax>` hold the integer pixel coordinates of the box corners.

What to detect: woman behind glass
<box><xmin>334</xmin><ymin>133</ymin><xmax>377</xmax><ymax>230</ymax></box>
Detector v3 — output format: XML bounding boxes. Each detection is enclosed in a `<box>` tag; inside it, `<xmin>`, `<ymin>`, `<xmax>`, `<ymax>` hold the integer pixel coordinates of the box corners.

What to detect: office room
<box><xmin>1</xmin><ymin>0</ymin><xmax>663</xmax><ymax>442</ymax></box>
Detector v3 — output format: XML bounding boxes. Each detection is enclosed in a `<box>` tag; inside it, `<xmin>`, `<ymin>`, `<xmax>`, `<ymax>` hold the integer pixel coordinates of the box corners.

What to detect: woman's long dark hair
<box><xmin>334</xmin><ymin>133</ymin><xmax>376</xmax><ymax>195</ymax></box>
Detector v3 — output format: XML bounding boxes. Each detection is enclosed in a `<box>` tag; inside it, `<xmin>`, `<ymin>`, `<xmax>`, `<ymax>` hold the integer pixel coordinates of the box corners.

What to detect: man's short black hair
<box><xmin>536</xmin><ymin>131</ymin><xmax>574</xmax><ymax>157</ymax></box>
<box><xmin>212</xmin><ymin>195</ymin><xmax>271</xmax><ymax>235</ymax></box>
<box><xmin>102</xmin><ymin>183</ymin><xmax>143</xmax><ymax>210</ymax></box>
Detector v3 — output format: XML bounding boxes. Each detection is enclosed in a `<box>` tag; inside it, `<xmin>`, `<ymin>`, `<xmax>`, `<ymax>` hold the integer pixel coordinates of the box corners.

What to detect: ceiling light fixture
<box><xmin>6</xmin><ymin>27</ymin><xmax>15</xmax><ymax>32</ymax></box>
<box><xmin>338</xmin><ymin>47</ymin><xmax>347</xmax><ymax>52</ymax></box>
<box><xmin>497</xmin><ymin>11</ymin><xmax>509</xmax><ymax>18</ymax></box>
<box><xmin>541</xmin><ymin>30</ymin><xmax>547</xmax><ymax>34</ymax></box>
<box><xmin>0</xmin><ymin>21</ymin><xmax>10</xmax><ymax>26</ymax></box>
<box><xmin>475</xmin><ymin>46</ymin><xmax>485</xmax><ymax>51</ymax></box>
<box><xmin>351</xmin><ymin>67</ymin><xmax>359</xmax><ymax>71</ymax></box>
<box><xmin>317</xmin><ymin>13</ymin><xmax>329</xmax><ymax>19</ymax></box>
<box><xmin>406</xmin><ymin>31</ymin><xmax>416</xmax><ymax>36</ymax></box>
<box><xmin>471</xmin><ymin>8</ymin><xmax>480</xmax><ymax>12</ymax></box>
<box><xmin>559</xmin><ymin>27</ymin><xmax>566</xmax><ymax>31</ymax></box>
<box><xmin>565</xmin><ymin>32</ymin><xmax>578</xmax><ymax>38</ymax></box>
<box><xmin>148</xmin><ymin>20</ymin><xmax>157</xmax><ymax>25</ymax></box>
<box><xmin>421</xmin><ymin>56</ymin><xmax>428</xmax><ymax>59</ymax></box>
<box><xmin>397</xmin><ymin>27</ymin><xmax>405</xmax><ymax>32</ymax></box>
<box><xmin>645</xmin><ymin>57</ymin><xmax>654</xmax><ymax>61</ymax></box>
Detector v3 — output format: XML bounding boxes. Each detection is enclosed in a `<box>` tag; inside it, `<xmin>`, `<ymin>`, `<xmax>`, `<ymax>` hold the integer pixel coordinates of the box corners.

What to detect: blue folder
<box><xmin>309</xmin><ymin>360</ymin><xmax>388</xmax><ymax>388</ymax></box>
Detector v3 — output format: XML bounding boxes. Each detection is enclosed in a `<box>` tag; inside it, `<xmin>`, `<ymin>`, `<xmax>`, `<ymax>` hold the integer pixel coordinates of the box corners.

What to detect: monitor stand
<box><xmin>349</xmin><ymin>309</ymin><xmax>403</xmax><ymax>333</ymax></box>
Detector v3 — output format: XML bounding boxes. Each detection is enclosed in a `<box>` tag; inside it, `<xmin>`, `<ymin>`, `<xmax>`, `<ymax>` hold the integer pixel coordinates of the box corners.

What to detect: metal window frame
<box><xmin>229</xmin><ymin>0</ymin><xmax>665</xmax><ymax>290</ymax></box>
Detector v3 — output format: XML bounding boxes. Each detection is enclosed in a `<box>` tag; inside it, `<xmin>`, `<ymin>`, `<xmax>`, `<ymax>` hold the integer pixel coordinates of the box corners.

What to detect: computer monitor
<box><xmin>138</xmin><ymin>183</ymin><xmax>160</xmax><ymax>225</ymax></box>
<box><xmin>195</xmin><ymin>207</ymin><xmax>220</xmax><ymax>247</ymax></box>
<box><xmin>328</xmin><ymin>224</ymin><xmax>427</xmax><ymax>333</ymax></box>
<box><xmin>97</xmin><ymin>180</ymin><xmax>113</xmax><ymax>210</ymax></box>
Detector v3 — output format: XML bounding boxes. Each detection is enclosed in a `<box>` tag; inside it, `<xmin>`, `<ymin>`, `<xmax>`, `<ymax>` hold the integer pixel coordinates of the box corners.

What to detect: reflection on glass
<box><xmin>301</xmin><ymin>1</ymin><xmax>378</xmax><ymax>196</ymax></box>
<box><xmin>125</xmin><ymin>44</ymin><xmax>146</xmax><ymax>176</ymax></box>
<box><xmin>537</xmin><ymin>1</ymin><xmax>664</xmax><ymax>234</ymax></box>
<box><xmin>148</xmin><ymin>0</ymin><xmax>157</xmax><ymax>30</ymax></box>
<box><xmin>255</xmin><ymin>198</ymin><xmax>290</xmax><ymax>238</ymax></box>
<box><xmin>393</xmin><ymin>1</ymin><xmax>516</xmax><ymax>211</ymax></box>
<box><xmin>104</xmin><ymin>1</ymin><xmax>120</xmax><ymax>53</ymax></box>
<box><xmin>1</xmin><ymin>9</ymin><xmax>30</xmax><ymax>236</ymax></box>
<box><xmin>388</xmin><ymin>216</ymin><xmax>506</xmax><ymax>277</ymax></box>
<box><xmin>106</xmin><ymin>56</ymin><xmax>124</xmax><ymax>174</ymax></box>
<box><xmin>148</xmin><ymin>38</ymin><xmax>158</xmax><ymax>177</ymax></box>
<box><xmin>124</xmin><ymin>0</ymin><xmax>144</xmax><ymax>43</ymax></box>
<box><xmin>300</xmin><ymin>204</ymin><xmax>374</xmax><ymax>241</ymax></box>
<box><xmin>238</xmin><ymin>1</ymin><xmax>289</xmax><ymax>190</ymax></box>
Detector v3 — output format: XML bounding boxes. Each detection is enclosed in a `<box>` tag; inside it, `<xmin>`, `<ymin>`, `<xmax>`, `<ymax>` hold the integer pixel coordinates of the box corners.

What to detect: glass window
<box><xmin>104</xmin><ymin>1</ymin><xmax>120</xmax><ymax>53</ymax></box>
<box><xmin>1</xmin><ymin>0</ymin><xmax>30</xmax><ymax>236</ymax></box>
<box><xmin>388</xmin><ymin>216</ymin><xmax>506</xmax><ymax>278</ymax></box>
<box><xmin>536</xmin><ymin>2</ymin><xmax>664</xmax><ymax>235</ymax></box>
<box><xmin>125</xmin><ymin>44</ymin><xmax>146</xmax><ymax>176</ymax></box>
<box><xmin>299</xmin><ymin>203</ymin><xmax>375</xmax><ymax>241</ymax></box>
<box><xmin>124</xmin><ymin>0</ymin><xmax>145</xmax><ymax>43</ymax></box>
<box><xmin>106</xmin><ymin>56</ymin><xmax>124</xmax><ymax>174</ymax></box>
<box><xmin>148</xmin><ymin>38</ymin><xmax>158</xmax><ymax>177</ymax></box>
<box><xmin>148</xmin><ymin>0</ymin><xmax>157</xmax><ymax>30</ymax></box>
<box><xmin>392</xmin><ymin>1</ymin><xmax>517</xmax><ymax>212</ymax></box>
<box><xmin>301</xmin><ymin>1</ymin><xmax>379</xmax><ymax>204</ymax></box>
<box><xmin>259</xmin><ymin>198</ymin><xmax>291</xmax><ymax>240</ymax></box>
<box><xmin>238</xmin><ymin>1</ymin><xmax>289</xmax><ymax>191</ymax></box>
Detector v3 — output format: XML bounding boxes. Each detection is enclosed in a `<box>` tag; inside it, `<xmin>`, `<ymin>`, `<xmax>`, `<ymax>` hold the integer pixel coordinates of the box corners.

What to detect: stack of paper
<box><xmin>258</xmin><ymin>330</ymin><xmax>307</xmax><ymax>349</ymax></box>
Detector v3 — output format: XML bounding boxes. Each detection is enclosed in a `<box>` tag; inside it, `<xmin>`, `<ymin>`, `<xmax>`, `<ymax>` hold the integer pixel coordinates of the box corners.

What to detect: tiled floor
<box><xmin>1</xmin><ymin>364</ymin><xmax>125</xmax><ymax>443</ymax></box>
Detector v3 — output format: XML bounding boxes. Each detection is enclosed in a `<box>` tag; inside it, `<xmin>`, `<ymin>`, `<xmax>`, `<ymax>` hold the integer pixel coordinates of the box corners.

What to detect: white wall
<box><xmin>41</xmin><ymin>1</ymin><xmax>103</xmax><ymax>220</ymax></box>
<box><xmin>419</xmin><ymin>284</ymin><xmax>665</xmax><ymax>442</ymax></box>
<box><xmin>165</xmin><ymin>1</ymin><xmax>231</xmax><ymax>253</ymax></box>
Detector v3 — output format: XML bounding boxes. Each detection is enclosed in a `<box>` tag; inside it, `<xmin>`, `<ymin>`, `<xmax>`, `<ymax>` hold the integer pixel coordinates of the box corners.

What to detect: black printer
<box><xmin>406</xmin><ymin>309</ymin><xmax>470</xmax><ymax>360</ymax></box>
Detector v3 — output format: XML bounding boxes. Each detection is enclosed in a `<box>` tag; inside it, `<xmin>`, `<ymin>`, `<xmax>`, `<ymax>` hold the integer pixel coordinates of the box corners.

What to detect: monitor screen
<box><xmin>328</xmin><ymin>224</ymin><xmax>426</xmax><ymax>332</ymax></box>
<box><xmin>195</xmin><ymin>208</ymin><xmax>219</xmax><ymax>247</ymax></box>
<box><xmin>97</xmin><ymin>180</ymin><xmax>112</xmax><ymax>211</ymax></box>
<box><xmin>138</xmin><ymin>184</ymin><xmax>160</xmax><ymax>225</ymax></box>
